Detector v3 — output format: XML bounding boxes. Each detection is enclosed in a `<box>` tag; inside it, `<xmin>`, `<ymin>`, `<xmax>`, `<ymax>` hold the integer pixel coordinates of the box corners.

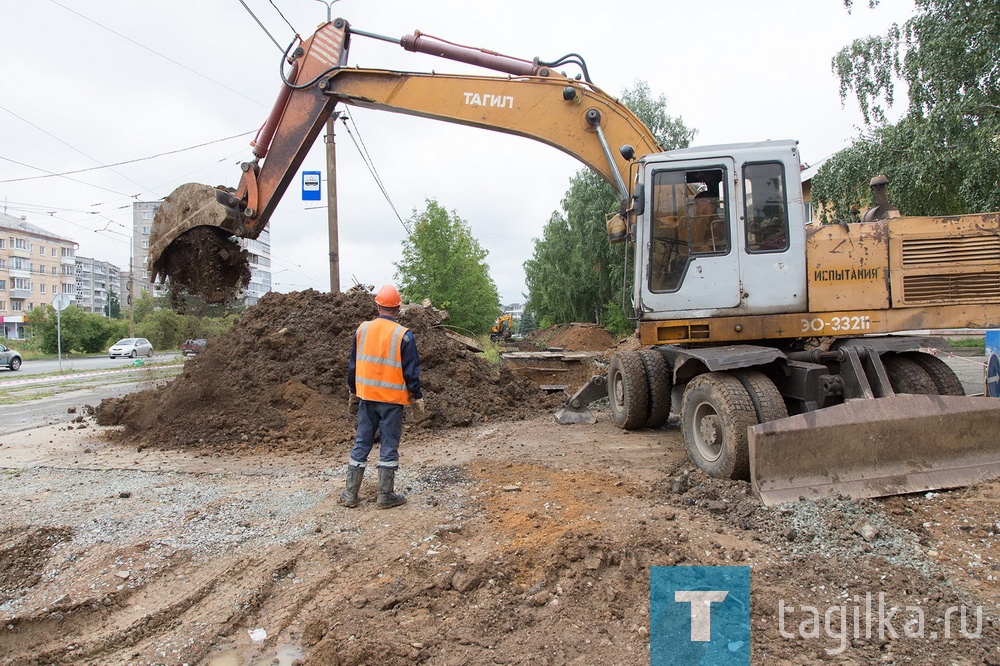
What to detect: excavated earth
<box><xmin>1</xmin><ymin>293</ymin><xmax>999</xmax><ymax>665</ymax></box>
<box><xmin>95</xmin><ymin>288</ymin><xmax>559</xmax><ymax>451</ymax></box>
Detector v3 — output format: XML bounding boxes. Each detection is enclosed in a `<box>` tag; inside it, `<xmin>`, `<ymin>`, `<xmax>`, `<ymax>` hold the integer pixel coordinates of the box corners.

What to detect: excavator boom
<box><xmin>148</xmin><ymin>18</ymin><xmax>659</xmax><ymax>299</ymax></box>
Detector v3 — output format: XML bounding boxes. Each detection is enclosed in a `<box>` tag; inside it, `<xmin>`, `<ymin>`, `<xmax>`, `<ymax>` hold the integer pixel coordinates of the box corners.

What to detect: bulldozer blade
<box><xmin>749</xmin><ymin>395</ymin><xmax>1000</xmax><ymax>506</ymax></box>
<box><xmin>148</xmin><ymin>183</ymin><xmax>243</xmax><ymax>282</ymax></box>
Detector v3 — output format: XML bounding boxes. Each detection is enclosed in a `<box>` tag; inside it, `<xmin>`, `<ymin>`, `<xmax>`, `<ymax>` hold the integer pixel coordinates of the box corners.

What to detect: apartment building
<box><xmin>132</xmin><ymin>201</ymin><xmax>272</xmax><ymax>305</ymax></box>
<box><xmin>0</xmin><ymin>211</ymin><xmax>78</xmax><ymax>338</ymax></box>
<box><xmin>75</xmin><ymin>255</ymin><xmax>122</xmax><ymax>315</ymax></box>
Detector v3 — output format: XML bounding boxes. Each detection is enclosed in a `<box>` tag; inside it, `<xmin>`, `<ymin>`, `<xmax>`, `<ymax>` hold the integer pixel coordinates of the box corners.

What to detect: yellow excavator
<box><xmin>148</xmin><ymin>17</ymin><xmax>1000</xmax><ymax>505</ymax></box>
<box><xmin>491</xmin><ymin>314</ymin><xmax>515</xmax><ymax>341</ymax></box>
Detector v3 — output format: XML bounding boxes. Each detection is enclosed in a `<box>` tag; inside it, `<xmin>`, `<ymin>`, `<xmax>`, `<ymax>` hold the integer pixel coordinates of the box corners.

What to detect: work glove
<box><xmin>413</xmin><ymin>398</ymin><xmax>426</xmax><ymax>415</ymax></box>
<box><xmin>348</xmin><ymin>392</ymin><xmax>359</xmax><ymax>416</ymax></box>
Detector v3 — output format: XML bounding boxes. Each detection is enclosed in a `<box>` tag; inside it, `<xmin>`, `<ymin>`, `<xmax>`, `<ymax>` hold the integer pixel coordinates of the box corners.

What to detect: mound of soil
<box><xmin>528</xmin><ymin>323</ymin><xmax>617</xmax><ymax>351</ymax></box>
<box><xmin>96</xmin><ymin>288</ymin><xmax>559</xmax><ymax>452</ymax></box>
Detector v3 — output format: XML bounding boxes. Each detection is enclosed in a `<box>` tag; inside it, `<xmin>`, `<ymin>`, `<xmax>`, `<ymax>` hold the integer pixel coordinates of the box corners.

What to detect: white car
<box><xmin>109</xmin><ymin>338</ymin><xmax>154</xmax><ymax>359</ymax></box>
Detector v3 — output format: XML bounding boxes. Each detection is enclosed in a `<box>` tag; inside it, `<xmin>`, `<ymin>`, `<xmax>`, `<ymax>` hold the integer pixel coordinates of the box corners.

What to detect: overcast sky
<box><xmin>1</xmin><ymin>0</ymin><xmax>914</xmax><ymax>304</ymax></box>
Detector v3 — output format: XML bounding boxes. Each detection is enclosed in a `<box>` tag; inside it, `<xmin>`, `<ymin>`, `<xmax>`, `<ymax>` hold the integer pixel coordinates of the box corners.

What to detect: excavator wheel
<box><xmin>608</xmin><ymin>351</ymin><xmax>649</xmax><ymax>430</ymax></box>
<box><xmin>882</xmin><ymin>354</ymin><xmax>936</xmax><ymax>394</ymax></box>
<box><xmin>903</xmin><ymin>352</ymin><xmax>965</xmax><ymax>396</ymax></box>
<box><xmin>732</xmin><ymin>369</ymin><xmax>788</xmax><ymax>424</ymax></box>
<box><xmin>638</xmin><ymin>349</ymin><xmax>672</xmax><ymax>429</ymax></box>
<box><xmin>680</xmin><ymin>372</ymin><xmax>757</xmax><ymax>480</ymax></box>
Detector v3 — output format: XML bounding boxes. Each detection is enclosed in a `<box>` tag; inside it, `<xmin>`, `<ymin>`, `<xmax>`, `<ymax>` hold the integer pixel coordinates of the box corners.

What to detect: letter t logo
<box><xmin>675</xmin><ymin>590</ymin><xmax>729</xmax><ymax>641</ymax></box>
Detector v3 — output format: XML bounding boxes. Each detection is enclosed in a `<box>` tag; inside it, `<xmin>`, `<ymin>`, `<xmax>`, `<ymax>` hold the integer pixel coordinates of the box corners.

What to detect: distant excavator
<box><xmin>490</xmin><ymin>314</ymin><xmax>515</xmax><ymax>342</ymax></box>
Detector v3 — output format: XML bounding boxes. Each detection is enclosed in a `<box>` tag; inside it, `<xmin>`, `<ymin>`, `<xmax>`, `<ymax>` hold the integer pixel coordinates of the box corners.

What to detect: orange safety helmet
<box><xmin>374</xmin><ymin>284</ymin><xmax>402</xmax><ymax>307</ymax></box>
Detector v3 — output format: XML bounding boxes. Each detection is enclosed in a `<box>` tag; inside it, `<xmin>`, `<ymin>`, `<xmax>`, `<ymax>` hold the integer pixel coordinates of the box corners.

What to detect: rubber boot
<box><xmin>376</xmin><ymin>467</ymin><xmax>407</xmax><ymax>509</ymax></box>
<box><xmin>339</xmin><ymin>465</ymin><xmax>365</xmax><ymax>508</ymax></box>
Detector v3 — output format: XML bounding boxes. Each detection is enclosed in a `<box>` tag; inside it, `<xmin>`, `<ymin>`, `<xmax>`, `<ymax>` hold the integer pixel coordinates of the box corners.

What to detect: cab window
<box><xmin>648</xmin><ymin>167</ymin><xmax>728</xmax><ymax>292</ymax></box>
<box><xmin>743</xmin><ymin>162</ymin><xmax>789</xmax><ymax>253</ymax></box>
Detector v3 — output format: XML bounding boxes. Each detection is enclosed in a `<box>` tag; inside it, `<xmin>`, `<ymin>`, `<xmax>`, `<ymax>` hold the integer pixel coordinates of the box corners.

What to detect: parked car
<box><xmin>109</xmin><ymin>338</ymin><xmax>154</xmax><ymax>359</ymax></box>
<box><xmin>180</xmin><ymin>339</ymin><xmax>207</xmax><ymax>356</ymax></box>
<box><xmin>0</xmin><ymin>343</ymin><xmax>22</xmax><ymax>371</ymax></box>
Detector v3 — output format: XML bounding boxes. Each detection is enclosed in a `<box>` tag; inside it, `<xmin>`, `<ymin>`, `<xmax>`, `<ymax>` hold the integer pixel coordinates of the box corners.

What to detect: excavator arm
<box><xmin>148</xmin><ymin>18</ymin><xmax>661</xmax><ymax>297</ymax></box>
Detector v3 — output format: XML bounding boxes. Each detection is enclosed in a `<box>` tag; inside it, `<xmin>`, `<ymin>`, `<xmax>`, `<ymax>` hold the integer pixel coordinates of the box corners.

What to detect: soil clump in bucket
<box><xmin>155</xmin><ymin>226</ymin><xmax>251</xmax><ymax>306</ymax></box>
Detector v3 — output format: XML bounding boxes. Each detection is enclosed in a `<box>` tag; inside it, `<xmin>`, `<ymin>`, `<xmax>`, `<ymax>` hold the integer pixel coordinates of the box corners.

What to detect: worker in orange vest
<box><xmin>341</xmin><ymin>284</ymin><xmax>425</xmax><ymax>509</ymax></box>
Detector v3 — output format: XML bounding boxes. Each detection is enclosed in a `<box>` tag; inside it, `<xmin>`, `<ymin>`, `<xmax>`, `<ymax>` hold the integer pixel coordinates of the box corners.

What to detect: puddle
<box><xmin>206</xmin><ymin>645</ymin><xmax>305</xmax><ymax>666</ymax></box>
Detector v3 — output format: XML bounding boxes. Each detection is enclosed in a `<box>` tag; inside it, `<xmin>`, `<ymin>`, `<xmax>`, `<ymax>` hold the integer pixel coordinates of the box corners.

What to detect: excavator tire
<box><xmin>882</xmin><ymin>354</ymin><xmax>936</xmax><ymax>394</ymax></box>
<box><xmin>608</xmin><ymin>351</ymin><xmax>649</xmax><ymax>430</ymax></box>
<box><xmin>680</xmin><ymin>372</ymin><xmax>757</xmax><ymax>480</ymax></box>
<box><xmin>638</xmin><ymin>349</ymin><xmax>672</xmax><ymax>429</ymax></box>
<box><xmin>731</xmin><ymin>369</ymin><xmax>788</xmax><ymax>424</ymax></box>
<box><xmin>903</xmin><ymin>352</ymin><xmax>965</xmax><ymax>396</ymax></box>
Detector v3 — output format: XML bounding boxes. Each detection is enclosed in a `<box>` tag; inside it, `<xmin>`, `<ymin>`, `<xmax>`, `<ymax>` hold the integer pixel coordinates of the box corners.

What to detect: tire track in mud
<box><xmin>7</xmin><ymin>552</ymin><xmax>304</xmax><ymax>666</ymax></box>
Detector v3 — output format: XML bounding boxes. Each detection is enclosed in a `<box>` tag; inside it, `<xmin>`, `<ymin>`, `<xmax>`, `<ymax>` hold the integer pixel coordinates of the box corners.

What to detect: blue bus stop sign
<box><xmin>302</xmin><ymin>171</ymin><xmax>321</xmax><ymax>201</ymax></box>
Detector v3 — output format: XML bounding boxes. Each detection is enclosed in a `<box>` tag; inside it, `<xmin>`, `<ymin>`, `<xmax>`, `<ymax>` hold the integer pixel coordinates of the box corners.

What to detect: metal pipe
<box><xmin>350</xmin><ymin>26</ymin><xmax>541</xmax><ymax>77</ymax></box>
<box><xmin>252</xmin><ymin>60</ymin><xmax>298</xmax><ymax>160</ymax></box>
<box><xmin>587</xmin><ymin>111</ymin><xmax>629</xmax><ymax>201</ymax></box>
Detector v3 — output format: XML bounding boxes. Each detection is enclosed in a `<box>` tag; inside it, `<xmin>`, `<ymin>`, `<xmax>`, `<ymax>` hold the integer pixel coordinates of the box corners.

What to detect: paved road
<box><xmin>940</xmin><ymin>352</ymin><xmax>987</xmax><ymax>396</ymax></box>
<box><xmin>2</xmin><ymin>352</ymin><xmax>180</xmax><ymax>376</ymax></box>
<box><xmin>0</xmin><ymin>381</ymin><xmax>143</xmax><ymax>436</ymax></box>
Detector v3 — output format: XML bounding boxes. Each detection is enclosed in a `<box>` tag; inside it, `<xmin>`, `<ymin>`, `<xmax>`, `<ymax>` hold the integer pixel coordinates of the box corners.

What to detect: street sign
<box><xmin>302</xmin><ymin>171</ymin><xmax>321</xmax><ymax>200</ymax></box>
<box><xmin>52</xmin><ymin>293</ymin><xmax>72</xmax><ymax>311</ymax></box>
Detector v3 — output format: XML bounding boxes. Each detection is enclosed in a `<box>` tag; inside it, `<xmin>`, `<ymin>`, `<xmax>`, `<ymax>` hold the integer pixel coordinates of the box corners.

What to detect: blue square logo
<box><xmin>650</xmin><ymin>566</ymin><xmax>750</xmax><ymax>665</ymax></box>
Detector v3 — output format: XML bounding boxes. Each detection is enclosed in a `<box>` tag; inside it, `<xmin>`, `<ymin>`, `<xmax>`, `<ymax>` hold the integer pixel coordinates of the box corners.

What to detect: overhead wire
<box><xmin>339</xmin><ymin>111</ymin><xmax>412</xmax><ymax>236</ymax></box>
<box><xmin>47</xmin><ymin>0</ymin><xmax>268</xmax><ymax>108</ymax></box>
<box><xmin>267</xmin><ymin>0</ymin><xmax>298</xmax><ymax>35</ymax></box>
<box><xmin>0</xmin><ymin>155</ymin><xmax>138</xmax><ymax>199</ymax></box>
<box><xmin>0</xmin><ymin>104</ymin><xmax>148</xmax><ymax>196</ymax></box>
<box><xmin>237</xmin><ymin>0</ymin><xmax>286</xmax><ymax>53</ymax></box>
<box><xmin>0</xmin><ymin>131</ymin><xmax>254</xmax><ymax>184</ymax></box>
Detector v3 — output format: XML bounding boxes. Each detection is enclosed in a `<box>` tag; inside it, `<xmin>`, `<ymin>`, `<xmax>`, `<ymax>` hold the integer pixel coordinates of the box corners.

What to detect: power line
<box><xmin>237</xmin><ymin>0</ymin><xmax>285</xmax><ymax>53</ymax></box>
<box><xmin>268</xmin><ymin>0</ymin><xmax>298</xmax><ymax>37</ymax></box>
<box><xmin>47</xmin><ymin>0</ymin><xmax>267</xmax><ymax>108</ymax></box>
<box><xmin>0</xmin><ymin>131</ymin><xmax>254</xmax><ymax>184</ymax></box>
<box><xmin>0</xmin><ymin>154</ymin><xmax>139</xmax><ymax>200</ymax></box>
<box><xmin>0</xmin><ymin>103</ymin><xmax>149</xmax><ymax>196</ymax></box>
<box><xmin>339</xmin><ymin>111</ymin><xmax>412</xmax><ymax>236</ymax></box>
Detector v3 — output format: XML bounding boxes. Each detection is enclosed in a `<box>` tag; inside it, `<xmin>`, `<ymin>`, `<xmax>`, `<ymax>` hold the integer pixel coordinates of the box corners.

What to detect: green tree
<box><xmin>519</xmin><ymin>309</ymin><xmax>537</xmax><ymax>336</ymax></box>
<box><xmin>812</xmin><ymin>0</ymin><xmax>1000</xmax><ymax>218</ymax></box>
<box><xmin>132</xmin><ymin>290</ymin><xmax>156</xmax><ymax>324</ymax></box>
<box><xmin>525</xmin><ymin>80</ymin><xmax>695</xmax><ymax>325</ymax></box>
<box><xmin>106</xmin><ymin>288</ymin><xmax>121</xmax><ymax>318</ymax></box>
<box><xmin>25</xmin><ymin>305</ymin><xmax>120</xmax><ymax>354</ymax></box>
<box><xmin>395</xmin><ymin>199</ymin><xmax>501</xmax><ymax>335</ymax></box>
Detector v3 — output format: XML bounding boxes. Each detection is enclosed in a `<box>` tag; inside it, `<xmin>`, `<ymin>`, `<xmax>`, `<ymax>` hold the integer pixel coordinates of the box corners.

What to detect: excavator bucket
<box><xmin>148</xmin><ymin>183</ymin><xmax>250</xmax><ymax>303</ymax></box>
<box><xmin>554</xmin><ymin>375</ymin><xmax>607</xmax><ymax>425</ymax></box>
<box><xmin>749</xmin><ymin>395</ymin><xmax>1000</xmax><ymax>506</ymax></box>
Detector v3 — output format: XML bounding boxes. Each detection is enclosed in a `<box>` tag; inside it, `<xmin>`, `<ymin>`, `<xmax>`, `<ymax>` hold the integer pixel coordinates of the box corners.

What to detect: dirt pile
<box><xmin>96</xmin><ymin>288</ymin><xmax>558</xmax><ymax>452</ymax></box>
<box><xmin>528</xmin><ymin>322</ymin><xmax>618</xmax><ymax>351</ymax></box>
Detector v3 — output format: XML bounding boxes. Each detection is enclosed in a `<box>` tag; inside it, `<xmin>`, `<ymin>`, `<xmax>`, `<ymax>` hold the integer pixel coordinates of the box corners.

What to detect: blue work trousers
<box><xmin>350</xmin><ymin>400</ymin><xmax>404</xmax><ymax>468</ymax></box>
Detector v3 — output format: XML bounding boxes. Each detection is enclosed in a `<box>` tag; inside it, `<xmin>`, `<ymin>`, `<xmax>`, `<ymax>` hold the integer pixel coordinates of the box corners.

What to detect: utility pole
<box><xmin>128</xmin><ymin>255</ymin><xmax>135</xmax><ymax>337</ymax></box>
<box><xmin>316</xmin><ymin>0</ymin><xmax>342</xmax><ymax>293</ymax></box>
<box><xmin>325</xmin><ymin>112</ymin><xmax>341</xmax><ymax>292</ymax></box>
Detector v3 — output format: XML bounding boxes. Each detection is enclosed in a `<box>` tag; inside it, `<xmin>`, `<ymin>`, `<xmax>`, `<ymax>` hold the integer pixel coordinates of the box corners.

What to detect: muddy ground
<box><xmin>2</xmin><ymin>292</ymin><xmax>999</xmax><ymax>665</ymax></box>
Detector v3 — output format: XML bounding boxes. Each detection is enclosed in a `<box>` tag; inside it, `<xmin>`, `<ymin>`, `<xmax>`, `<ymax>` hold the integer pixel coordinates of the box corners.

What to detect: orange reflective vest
<box><xmin>354</xmin><ymin>317</ymin><xmax>412</xmax><ymax>405</ymax></box>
